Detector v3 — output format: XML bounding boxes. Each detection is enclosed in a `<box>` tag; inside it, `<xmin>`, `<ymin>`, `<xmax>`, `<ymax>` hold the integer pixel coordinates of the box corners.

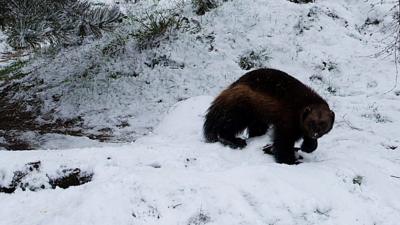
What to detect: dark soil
<box><xmin>48</xmin><ymin>168</ymin><xmax>94</xmax><ymax>189</ymax></box>
<box><xmin>0</xmin><ymin>81</ymin><xmax>113</xmax><ymax>150</ymax></box>
<box><xmin>0</xmin><ymin>161</ymin><xmax>94</xmax><ymax>194</ymax></box>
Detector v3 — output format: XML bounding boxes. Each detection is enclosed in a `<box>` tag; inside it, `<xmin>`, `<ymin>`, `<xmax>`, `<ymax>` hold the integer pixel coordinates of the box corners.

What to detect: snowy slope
<box><xmin>1</xmin><ymin>96</ymin><xmax>400</xmax><ymax>225</ymax></box>
<box><xmin>7</xmin><ymin>0</ymin><xmax>397</xmax><ymax>146</ymax></box>
<box><xmin>1</xmin><ymin>0</ymin><xmax>400</xmax><ymax>224</ymax></box>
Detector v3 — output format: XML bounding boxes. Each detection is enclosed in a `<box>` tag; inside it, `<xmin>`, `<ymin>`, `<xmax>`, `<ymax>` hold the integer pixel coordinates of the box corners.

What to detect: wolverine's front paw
<box><xmin>276</xmin><ymin>157</ymin><xmax>300</xmax><ymax>165</ymax></box>
<box><xmin>265</xmin><ymin>145</ymin><xmax>302</xmax><ymax>165</ymax></box>
<box><xmin>301</xmin><ymin>138</ymin><xmax>318</xmax><ymax>153</ymax></box>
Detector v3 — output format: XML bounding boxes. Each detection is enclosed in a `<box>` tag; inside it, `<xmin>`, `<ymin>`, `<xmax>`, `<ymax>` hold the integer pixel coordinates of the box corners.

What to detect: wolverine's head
<box><xmin>301</xmin><ymin>104</ymin><xmax>335</xmax><ymax>139</ymax></box>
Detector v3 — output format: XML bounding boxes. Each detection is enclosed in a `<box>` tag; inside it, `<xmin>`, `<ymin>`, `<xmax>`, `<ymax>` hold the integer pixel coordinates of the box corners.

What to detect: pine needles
<box><xmin>0</xmin><ymin>0</ymin><xmax>123</xmax><ymax>50</ymax></box>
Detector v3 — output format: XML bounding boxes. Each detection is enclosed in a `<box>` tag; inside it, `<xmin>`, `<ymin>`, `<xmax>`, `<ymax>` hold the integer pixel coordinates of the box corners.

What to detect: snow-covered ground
<box><xmin>1</xmin><ymin>96</ymin><xmax>400</xmax><ymax>225</ymax></box>
<box><xmin>1</xmin><ymin>0</ymin><xmax>400</xmax><ymax>224</ymax></box>
<box><xmin>9</xmin><ymin>0</ymin><xmax>398</xmax><ymax>146</ymax></box>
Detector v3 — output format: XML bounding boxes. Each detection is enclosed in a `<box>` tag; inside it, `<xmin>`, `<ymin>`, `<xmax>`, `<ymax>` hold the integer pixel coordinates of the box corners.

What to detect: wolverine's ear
<box><xmin>330</xmin><ymin>110</ymin><xmax>335</xmax><ymax>125</ymax></box>
<box><xmin>302</xmin><ymin>106</ymin><xmax>312</xmax><ymax>120</ymax></box>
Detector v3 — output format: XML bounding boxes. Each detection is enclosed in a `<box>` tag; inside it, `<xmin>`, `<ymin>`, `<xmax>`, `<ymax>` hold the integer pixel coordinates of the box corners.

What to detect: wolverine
<box><xmin>203</xmin><ymin>68</ymin><xmax>335</xmax><ymax>164</ymax></box>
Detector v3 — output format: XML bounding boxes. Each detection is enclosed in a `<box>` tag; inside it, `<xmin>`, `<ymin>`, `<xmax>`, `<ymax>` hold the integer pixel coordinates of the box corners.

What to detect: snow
<box><xmin>1</xmin><ymin>96</ymin><xmax>400</xmax><ymax>225</ymax></box>
<box><xmin>1</xmin><ymin>0</ymin><xmax>400</xmax><ymax>224</ymax></box>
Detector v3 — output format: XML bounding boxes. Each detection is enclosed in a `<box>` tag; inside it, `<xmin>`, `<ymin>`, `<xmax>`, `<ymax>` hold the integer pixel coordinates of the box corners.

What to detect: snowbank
<box><xmin>1</xmin><ymin>96</ymin><xmax>400</xmax><ymax>225</ymax></box>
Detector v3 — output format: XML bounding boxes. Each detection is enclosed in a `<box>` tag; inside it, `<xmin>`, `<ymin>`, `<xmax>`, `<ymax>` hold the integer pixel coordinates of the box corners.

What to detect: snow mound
<box><xmin>154</xmin><ymin>96</ymin><xmax>212</xmax><ymax>140</ymax></box>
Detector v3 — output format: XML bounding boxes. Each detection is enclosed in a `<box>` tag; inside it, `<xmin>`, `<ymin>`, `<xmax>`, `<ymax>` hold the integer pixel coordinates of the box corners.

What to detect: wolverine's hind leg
<box><xmin>218</xmin><ymin>134</ymin><xmax>247</xmax><ymax>149</ymax></box>
<box><xmin>217</xmin><ymin>110</ymin><xmax>248</xmax><ymax>149</ymax></box>
<box><xmin>218</xmin><ymin>122</ymin><xmax>248</xmax><ymax>149</ymax></box>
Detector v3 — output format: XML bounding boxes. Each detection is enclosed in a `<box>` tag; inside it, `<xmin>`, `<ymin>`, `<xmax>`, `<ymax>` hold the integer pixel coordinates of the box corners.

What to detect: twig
<box><xmin>369</xmin><ymin>1</ymin><xmax>400</xmax><ymax>96</ymax></box>
<box><xmin>342</xmin><ymin>114</ymin><xmax>363</xmax><ymax>131</ymax></box>
<box><xmin>381</xmin><ymin>0</ymin><xmax>400</xmax><ymax>95</ymax></box>
<box><xmin>0</xmin><ymin>50</ymin><xmax>28</xmax><ymax>62</ymax></box>
<box><xmin>171</xmin><ymin>203</ymin><xmax>182</xmax><ymax>209</ymax></box>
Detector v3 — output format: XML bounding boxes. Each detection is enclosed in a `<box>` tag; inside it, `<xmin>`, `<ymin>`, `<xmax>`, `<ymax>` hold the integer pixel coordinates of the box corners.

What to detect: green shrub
<box><xmin>132</xmin><ymin>9</ymin><xmax>186</xmax><ymax>49</ymax></box>
<box><xmin>238</xmin><ymin>49</ymin><xmax>271</xmax><ymax>70</ymax></box>
<box><xmin>0</xmin><ymin>60</ymin><xmax>28</xmax><ymax>81</ymax></box>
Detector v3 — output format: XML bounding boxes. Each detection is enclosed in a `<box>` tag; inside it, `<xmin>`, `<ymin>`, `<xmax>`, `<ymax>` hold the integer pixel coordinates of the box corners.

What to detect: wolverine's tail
<box><xmin>203</xmin><ymin>106</ymin><xmax>219</xmax><ymax>143</ymax></box>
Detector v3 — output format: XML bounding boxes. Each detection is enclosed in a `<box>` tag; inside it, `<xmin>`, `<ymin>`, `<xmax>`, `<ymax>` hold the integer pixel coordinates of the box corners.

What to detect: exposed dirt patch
<box><xmin>0</xmin><ymin>81</ymin><xmax>113</xmax><ymax>150</ymax></box>
<box><xmin>0</xmin><ymin>161</ymin><xmax>94</xmax><ymax>194</ymax></box>
<box><xmin>48</xmin><ymin>168</ymin><xmax>94</xmax><ymax>189</ymax></box>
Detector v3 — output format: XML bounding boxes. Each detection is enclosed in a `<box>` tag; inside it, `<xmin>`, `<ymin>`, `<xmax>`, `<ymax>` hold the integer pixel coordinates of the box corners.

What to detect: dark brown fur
<box><xmin>203</xmin><ymin>68</ymin><xmax>334</xmax><ymax>164</ymax></box>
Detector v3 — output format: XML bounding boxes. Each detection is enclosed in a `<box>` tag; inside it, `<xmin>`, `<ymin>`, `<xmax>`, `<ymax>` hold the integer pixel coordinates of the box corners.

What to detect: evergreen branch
<box><xmin>1</xmin><ymin>0</ymin><xmax>123</xmax><ymax>50</ymax></box>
